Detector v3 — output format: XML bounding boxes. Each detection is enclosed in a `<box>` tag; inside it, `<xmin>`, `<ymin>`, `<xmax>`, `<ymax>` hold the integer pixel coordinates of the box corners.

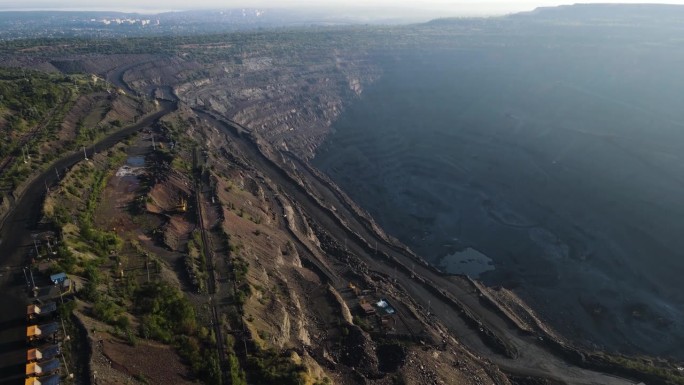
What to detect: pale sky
<box><xmin>2</xmin><ymin>0</ymin><xmax>684</xmax><ymax>17</ymax></box>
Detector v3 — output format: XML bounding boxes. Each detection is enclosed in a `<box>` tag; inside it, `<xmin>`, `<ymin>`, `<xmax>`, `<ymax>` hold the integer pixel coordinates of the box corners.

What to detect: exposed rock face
<box><xmin>120</xmin><ymin>48</ymin><xmax>381</xmax><ymax>159</ymax></box>
<box><xmin>6</xmin><ymin>26</ymin><xmax>656</xmax><ymax>385</ymax></box>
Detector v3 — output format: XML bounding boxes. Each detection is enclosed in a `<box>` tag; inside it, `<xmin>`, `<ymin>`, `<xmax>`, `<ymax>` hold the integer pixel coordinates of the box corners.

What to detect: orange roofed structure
<box><xmin>27</xmin><ymin>348</ymin><xmax>42</xmax><ymax>362</ymax></box>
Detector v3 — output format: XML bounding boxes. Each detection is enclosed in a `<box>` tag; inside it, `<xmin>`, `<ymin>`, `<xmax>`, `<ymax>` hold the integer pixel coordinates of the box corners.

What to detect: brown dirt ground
<box><xmin>76</xmin><ymin>306</ymin><xmax>195</xmax><ymax>385</ymax></box>
<box><xmin>399</xmin><ymin>346</ymin><xmax>499</xmax><ymax>385</ymax></box>
<box><xmin>101</xmin><ymin>339</ymin><xmax>195</xmax><ymax>385</ymax></box>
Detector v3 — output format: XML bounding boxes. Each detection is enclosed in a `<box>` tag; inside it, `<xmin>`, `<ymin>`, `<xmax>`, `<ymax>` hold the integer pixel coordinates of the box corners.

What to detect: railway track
<box><xmin>192</xmin><ymin>147</ymin><xmax>229</xmax><ymax>382</ymax></box>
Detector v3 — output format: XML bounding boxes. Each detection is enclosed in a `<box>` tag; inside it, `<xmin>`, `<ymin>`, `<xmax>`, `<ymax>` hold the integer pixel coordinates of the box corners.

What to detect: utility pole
<box><xmin>23</xmin><ymin>267</ymin><xmax>31</xmax><ymax>289</ymax></box>
<box><xmin>46</xmin><ymin>241</ymin><xmax>54</xmax><ymax>256</ymax></box>
<box><xmin>57</xmin><ymin>283</ymin><xmax>65</xmax><ymax>305</ymax></box>
<box><xmin>61</xmin><ymin>352</ymin><xmax>72</xmax><ymax>379</ymax></box>
<box><xmin>29</xmin><ymin>268</ymin><xmax>37</xmax><ymax>292</ymax></box>
<box><xmin>33</xmin><ymin>237</ymin><xmax>41</xmax><ymax>259</ymax></box>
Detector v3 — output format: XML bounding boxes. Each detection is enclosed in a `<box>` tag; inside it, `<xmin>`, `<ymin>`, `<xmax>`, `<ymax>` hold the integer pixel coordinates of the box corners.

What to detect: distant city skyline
<box><xmin>1</xmin><ymin>1</ymin><xmax>684</xmax><ymax>19</ymax></box>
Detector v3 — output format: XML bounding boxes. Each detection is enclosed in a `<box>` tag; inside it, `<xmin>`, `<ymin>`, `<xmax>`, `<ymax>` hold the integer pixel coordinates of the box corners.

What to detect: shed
<box><xmin>27</xmin><ymin>323</ymin><xmax>58</xmax><ymax>341</ymax></box>
<box><xmin>39</xmin><ymin>323</ymin><xmax>59</xmax><ymax>336</ymax></box>
<box><xmin>381</xmin><ymin>317</ymin><xmax>396</xmax><ymax>329</ymax></box>
<box><xmin>25</xmin><ymin>374</ymin><xmax>60</xmax><ymax>385</ymax></box>
<box><xmin>39</xmin><ymin>359</ymin><xmax>60</xmax><ymax>374</ymax></box>
<box><xmin>26</xmin><ymin>358</ymin><xmax>60</xmax><ymax>376</ymax></box>
<box><xmin>27</xmin><ymin>305</ymin><xmax>39</xmax><ymax>318</ymax></box>
<box><xmin>42</xmin><ymin>302</ymin><xmax>57</xmax><ymax>314</ymax></box>
<box><xmin>27</xmin><ymin>345</ymin><xmax>60</xmax><ymax>362</ymax></box>
<box><xmin>376</xmin><ymin>299</ymin><xmax>396</xmax><ymax>315</ymax></box>
<box><xmin>50</xmin><ymin>273</ymin><xmax>66</xmax><ymax>285</ymax></box>
<box><xmin>360</xmin><ymin>302</ymin><xmax>376</xmax><ymax>315</ymax></box>
<box><xmin>40</xmin><ymin>345</ymin><xmax>60</xmax><ymax>360</ymax></box>
<box><xmin>27</xmin><ymin>348</ymin><xmax>42</xmax><ymax>362</ymax></box>
<box><xmin>61</xmin><ymin>279</ymin><xmax>72</xmax><ymax>292</ymax></box>
<box><xmin>26</xmin><ymin>363</ymin><xmax>38</xmax><ymax>376</ymax></box>
<box><xmin>27</xmin><ymin>302</ymin><xmax>57</xmax><ymax>320</ymax></box>
<box><xmin>27</xmin><ymin>326</ymin><xmax>41</xmax><ymax>340</ymax></box>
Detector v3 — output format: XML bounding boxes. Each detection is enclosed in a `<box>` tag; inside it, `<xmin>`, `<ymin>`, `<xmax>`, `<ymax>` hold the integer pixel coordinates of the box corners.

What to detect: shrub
<box><xmin>92</xmin><ymin>298</ymin><xmax>122</xmax><ymax>325</ymax></box>
<box><xmin>246</xmin><ymin>348</ymin><xmax>307</xmax><ymax>385</ymax></box>
<box><xmin>134</xmin><ymin>282</ymin><xmax>197</xmax><ymax>340</ymax></box>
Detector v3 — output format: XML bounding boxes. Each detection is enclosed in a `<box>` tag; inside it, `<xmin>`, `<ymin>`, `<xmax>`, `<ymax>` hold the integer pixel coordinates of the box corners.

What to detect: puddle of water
<box><xmin>439</xmin><ymin>247</ymin><xmax>495</xmax><ymax>278</ymax></box>
<box><xmin>116</xmin><ymin>156</ymin><xmax>146</xmax><ymax>178</ymax></box>
<box><xmin>127</xmin><ymin>156</ymin><xmax>145</xmax><ymax>167</ymax></box>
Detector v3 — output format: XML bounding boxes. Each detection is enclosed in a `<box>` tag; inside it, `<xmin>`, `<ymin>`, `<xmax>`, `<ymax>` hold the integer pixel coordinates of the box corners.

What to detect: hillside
<box><xmin>1</xmin><ymin>5</ymin><xmax>684</xmax><ymax>385</ymax></box>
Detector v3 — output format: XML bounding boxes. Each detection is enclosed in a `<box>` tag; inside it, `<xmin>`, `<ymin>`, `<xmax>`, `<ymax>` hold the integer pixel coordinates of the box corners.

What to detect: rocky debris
<box><xmin>117</xmin><ymin>47</ymin><xmax>381</xmax><ymax>160</ymax></box>
<box><xmin>162</xmin><ymin>215</ymin><xmax>192</xmax><ymax>251</ymax></box>
<box><xmin>74</xmin><ymin>309</ymin><xmax>138</xmax><ymax>385</ymax></box>
<box><xmin>339</xmin><ymin>325</ymin><xmax>379</xmax><ymax>376</ymax></box>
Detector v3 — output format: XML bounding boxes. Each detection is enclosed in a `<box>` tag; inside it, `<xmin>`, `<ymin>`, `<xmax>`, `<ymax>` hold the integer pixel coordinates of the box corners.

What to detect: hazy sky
<box><xmin>2</xmin><ymin>0</ymin><xmax>684</xmax><ymax>17</ymax></box>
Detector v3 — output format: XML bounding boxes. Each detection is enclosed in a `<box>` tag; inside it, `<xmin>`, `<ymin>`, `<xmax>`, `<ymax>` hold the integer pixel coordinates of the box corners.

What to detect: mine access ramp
<box><xmin>25</xmin><ymin>374</ymin><xmax>61</xmax><ymax>385</ymax></box>
<box><xmin>27</xmin><ymin>302</ymin><xmax>57</xmax><ymax>321</ymax></box>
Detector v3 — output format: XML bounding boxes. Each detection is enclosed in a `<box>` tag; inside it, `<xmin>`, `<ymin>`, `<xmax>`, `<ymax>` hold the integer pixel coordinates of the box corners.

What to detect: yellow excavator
<box><xmin>175</xmin><ymin>196</ymin><xmax>187</xmax><ymax>213</ymax></box>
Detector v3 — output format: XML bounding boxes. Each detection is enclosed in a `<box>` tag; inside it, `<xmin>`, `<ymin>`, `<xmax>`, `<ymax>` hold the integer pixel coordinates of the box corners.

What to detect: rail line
<box><xmin>192</xmin><ymin>147</ymin><xmax>229</xmax><ymax>382</ymax></box>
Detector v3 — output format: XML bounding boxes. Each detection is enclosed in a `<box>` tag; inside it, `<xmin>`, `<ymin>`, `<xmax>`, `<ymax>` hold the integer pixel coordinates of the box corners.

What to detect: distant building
<box><xmin>49</xmin><ymin>273</ymin><xmax>66</xmax><ymax>285</ymax></box>
<box><xmin>25</xmin><ymin>374</ymin><xmax>61</xmax><ymax>385</ymax></box>
<box><xmin>60</xmin><ymin>278</ymin><xmax>74</xmax><ymax>295</ymax></box>
<box><xmin>27</xmin><ymin>302</ymin><xmax>57</xmax><ymax>321</ymax></box>
<box><xmin>25</xmin><ymin>358</ymin><xmax>60</xmax><ymax>376</ymax></box>
<box><xmin>380</xmin><ymin>317</ymin><xmax>396</xmax><ymax>330</ymax></box>
<box><xmin>26</xmin><ymin>323</ymin><xmax>59</xmax><ymax>343</ymax></box>
<box><xmin>376</xmin><ymin>299</ymin><xmax>396</xmax><ymax>315</ymax></box>
<box><xmin>27</xmin><ymin>345</ymin><xmax>60</xmax><ymax>363</ymax></box>
<box><xmin>360</xmin><ymin>302</ymin><xmax>376</xmax><ymax>316</ymax></box>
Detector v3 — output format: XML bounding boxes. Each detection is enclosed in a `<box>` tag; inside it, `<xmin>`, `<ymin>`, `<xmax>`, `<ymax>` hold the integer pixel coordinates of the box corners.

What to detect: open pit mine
<box><xmin>1</xmin><ymin>13</ymin><xmax>683</xmax><ymax>385</ymax></box>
